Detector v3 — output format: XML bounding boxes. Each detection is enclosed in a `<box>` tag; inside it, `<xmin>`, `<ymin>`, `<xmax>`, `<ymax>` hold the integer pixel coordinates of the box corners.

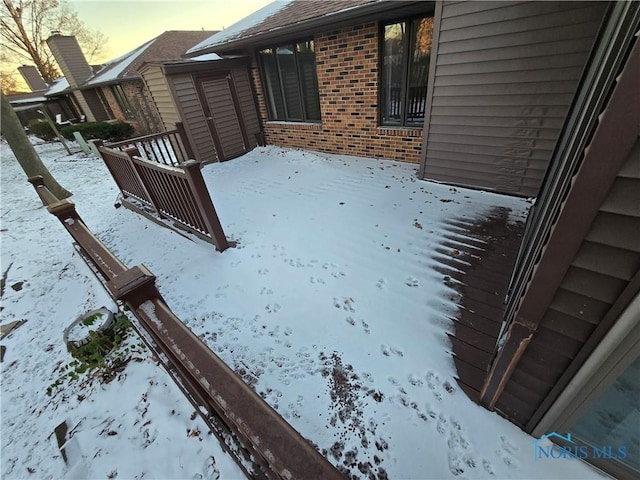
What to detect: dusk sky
<box><xmin>68</xmin><ymin>0</ymin><xmax>274</xmax><ymax>62</ymax></box>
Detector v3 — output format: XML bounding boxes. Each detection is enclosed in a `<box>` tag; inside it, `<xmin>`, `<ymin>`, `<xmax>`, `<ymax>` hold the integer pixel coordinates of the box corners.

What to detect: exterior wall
<box><xmin>495</xmin><ymin>139</ymin><xmax>640</xmax><ymax>427</ymax></box>
<box><xmin>169</xmin><ymin>73</ymin><xmax>219</xmax><ymax>163</ymax></box>
<box><xmin>420</xmin><ymin>1</ymin><xmax>608</xmax><ymax>197</ymax></box>
<box><xmin>46</xmin><ymin>35</ymin><xmax>93</xmax><ymax>87</ymax></box>
<box><xmin>140</xmin><ymin>65</ymin><xmax>181</xmax><ymax>131</ymax></box>
<box><xmin>483</xmin><ymin>34</ymin><xmax>640</xmax><ymax>430</ymax></box>
<box><xmin>71</xmin><ymin>90</ymin><xmax>97</xmax><ymax>122</ymax></box>
<box><xmin>230</xmin><ymin>66</ymin><xmax>261</xmax><ymax>149</ymax></box>
<box><xmin>249</xmin><ymin>22</ymin><xmax>424</xmax><ymax>163</ymax></box>
<box><xmin>98</xmin><ymin>80</ymin><xmax>163</xmax><ymax>135</ymax></box>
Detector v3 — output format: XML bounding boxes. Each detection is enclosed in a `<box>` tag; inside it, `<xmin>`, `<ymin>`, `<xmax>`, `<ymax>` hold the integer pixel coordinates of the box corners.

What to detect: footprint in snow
<box><xmin>381</xmin><ymin>344</ymin><xmax>403</xmax><ymax>357</ymax></box>
<box><xmin>361</xmin><ymin>319</ymin><xmax>370</xmax><ymax>334</ymax></box>
<box><xmin>376</xmin><ymin>278</ymin><xmax>387</xmax><ymax>289</ymax></box>
<box><xmin>199</xmin><ymin>456</ymin><xmax>220</xmax><ymax>480</ymax></box>
<box><xmin>408</xmin><ymin>374</ymin><xmax>423</xmax><ymax>387</ymax></box>
<box><xmin>405</xmin><ymin>277</ymin><xmax>420</xmax><ymax>287</ymax></box>
<box><xmin>265</xmin><ymin>303</ymin><xmax>281</xmax><ymax>314</ymax></box>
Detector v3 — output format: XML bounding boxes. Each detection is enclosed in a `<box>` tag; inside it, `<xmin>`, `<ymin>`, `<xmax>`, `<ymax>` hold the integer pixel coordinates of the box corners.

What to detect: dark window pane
<box><xmin>258</xmin><ymin>41</ymin><xmax>321</xmax><ymax>123</ymax></box>
<box><xmin>297</xmin><ymin>40</ymin><xmax>321</xmax><ymax>121</ymax></box>
<box><xmin>381</xmin><ymin>22</ymin><xmax>406</xmax><ymax>125</ymax></box>
<box><xmin>111</xmin><ymin>85</ymin><xmax>134</xmax><ymax>119</ymax></box>
<box><xmin>406</xmin><ymin>17</ymin><xmax>433</xmax><ymax>124</ymax></box>
<box><xmin>259</xmin><ymin>49</ymin><xmax>285</xmax><ymax>120</ymax></box>
<box><xmin>277</xmin><ymin>45</ymin><xmax>303</xmax><ymax>120</ymax></box>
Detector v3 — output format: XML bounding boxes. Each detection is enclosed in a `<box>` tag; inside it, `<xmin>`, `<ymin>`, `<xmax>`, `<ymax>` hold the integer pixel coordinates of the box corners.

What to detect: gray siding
<box><xmin>421</xmin><ymin>1</ymin><xmax>608</xmax><ymax>196</ymax></box>
<box><xmin>141</xmin><ymin>66</ymin><xmax>180</xmax><ymax>131</ymax></box>
<box><xmin>496</xmin><ymin>138</ymin><xmax>640</xmax><ymax>425</ymax></box>
<box><xmin>170</xmin><ymin>74</ymin><xmax>218</xmax><ymax>163</ymax></box>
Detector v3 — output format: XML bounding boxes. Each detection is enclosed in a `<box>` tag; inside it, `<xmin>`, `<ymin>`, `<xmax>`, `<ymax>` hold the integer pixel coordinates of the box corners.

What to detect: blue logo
<box><xmin>531</xmin><ymin>432</ymin><xmax>628</xmax><ymax>462</ymax></box>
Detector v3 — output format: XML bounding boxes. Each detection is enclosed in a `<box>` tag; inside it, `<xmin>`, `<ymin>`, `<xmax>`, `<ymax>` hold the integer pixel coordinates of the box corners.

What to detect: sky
<box><xmin>68</xmin><ymin>0</ymin><xmax>274</xmax><ymax>62</ymax></box>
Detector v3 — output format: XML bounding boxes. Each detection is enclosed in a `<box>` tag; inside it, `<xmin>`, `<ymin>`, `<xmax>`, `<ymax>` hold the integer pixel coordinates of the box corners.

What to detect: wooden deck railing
<box><xmin>105</xmin><ymin>123</ymin><xmax>194</xmax><ymax>166</ymax></box>
<box><xmin>96</xmin><ymin>143</ymin><xmax>229</xmax><ymax>252</ymax></box>
<box><xmin>26</xmin><ymin>177</ymin><xmax>344</xmax><ymax>480</ymax></box>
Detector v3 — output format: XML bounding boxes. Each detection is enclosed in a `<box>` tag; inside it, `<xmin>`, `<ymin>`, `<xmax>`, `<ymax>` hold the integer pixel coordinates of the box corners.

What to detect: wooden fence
<box><xmin>26</xmin><ymin>176</ymin><xmax>344</xmax><ymax>480</ymax></box>
<box><xmin>95</xmin><ymin>142</ymin><xmax>229</xmax><ymax>252</ymax></box>
<box><xmin>105</xmin><ymin>123</ymin><xmax>194</xmax><ymax>166</ymax></box>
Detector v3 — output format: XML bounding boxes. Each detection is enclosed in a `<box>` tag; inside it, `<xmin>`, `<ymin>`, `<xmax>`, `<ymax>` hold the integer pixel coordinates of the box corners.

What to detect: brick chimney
<box><xmin>46</xmin><ymin>33</ymin><xmax>93</xmax><ymax>87</ymax></box>
<box><xmin>17</xmin><ymin>65</ymin><xmax>48</xmax><ymax>91</ymax></box>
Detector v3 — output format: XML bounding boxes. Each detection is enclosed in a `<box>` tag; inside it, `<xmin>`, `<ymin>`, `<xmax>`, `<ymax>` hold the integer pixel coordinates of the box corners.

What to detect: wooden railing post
<box><xmin>175</xmin><ymin>122</ymin><xmax>196</xmax><ymax>161</ymax></box>
<box><xmin>182</xmin><ymin>160</ymin><xmax>229</xmax><ymax>252</ymax></box>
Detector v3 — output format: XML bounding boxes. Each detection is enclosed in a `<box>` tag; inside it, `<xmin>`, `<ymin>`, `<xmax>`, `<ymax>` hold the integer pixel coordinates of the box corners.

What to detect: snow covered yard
<box><xmin>1</xmin><ymin>139</ymin><xmax>605</xmax><ymax>479</ymax></box>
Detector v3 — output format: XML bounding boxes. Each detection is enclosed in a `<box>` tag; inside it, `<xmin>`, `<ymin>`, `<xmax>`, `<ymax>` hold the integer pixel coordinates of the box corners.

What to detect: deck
<box><xmin>432</xmin><ymin>206</ymin><xmax>526</xmax><ymax>402</ymax></box>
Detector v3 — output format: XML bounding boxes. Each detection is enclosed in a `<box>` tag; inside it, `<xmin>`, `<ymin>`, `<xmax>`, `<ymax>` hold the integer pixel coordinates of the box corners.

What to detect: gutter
<box><xmin>184</xmin><ymin>0</ymin><xmax>426</xmax><ymax>56</ymax></box>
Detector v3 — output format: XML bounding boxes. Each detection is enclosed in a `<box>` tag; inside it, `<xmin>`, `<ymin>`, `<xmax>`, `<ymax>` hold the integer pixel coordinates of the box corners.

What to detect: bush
<box><xmin>60</xmin><ymin>121</ymin><xmax>135</xmax><ymax>142</ymax></box>
<box><xmin>28</xmin><ymin>121</ymin><xmax>57</xmax><ymax>141</ymax></box>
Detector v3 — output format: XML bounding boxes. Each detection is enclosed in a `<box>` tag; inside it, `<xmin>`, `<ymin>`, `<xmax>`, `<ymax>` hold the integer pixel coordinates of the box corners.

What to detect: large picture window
<box><xmin>258</xmin><ymin>40</ymin><xmax>321</xmax><ymax>122</ymax></box>
<box><xmin>381</xmin><ymin>16</ymin><xmax>433</xmax><ymax>126</ymax></box>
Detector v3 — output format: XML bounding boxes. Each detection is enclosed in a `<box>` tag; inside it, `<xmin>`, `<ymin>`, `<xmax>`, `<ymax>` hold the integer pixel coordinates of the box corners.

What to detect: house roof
<box><xmin>186</xmin><ymin>0</ymin><xmax>425</xmax><ymax>55</ymax></box>
<box><xmin>84</xmin><ymin>30</ymin><xmax>217</xmax><ymax>88</ymax></box>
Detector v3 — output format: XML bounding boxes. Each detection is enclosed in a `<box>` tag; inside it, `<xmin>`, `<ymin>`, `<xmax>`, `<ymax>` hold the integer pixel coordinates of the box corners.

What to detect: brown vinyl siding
<box><xmin>170</xmin><ymin>74</ymin><xmax>218</xmax><ymax>163</ymax></box>
<box><xmin>230</xmin><ymin>67</ymin><xmax>261</xmax><ymax>149</ymax></box>
<box><xmin>141</xmin><ymin>65</ymin><xmax>180</xmax><ymax>130</ymax></box>
<box><xmin>421</xmin><ymin>1</ymin><xmax>608</xmax><ymax>197</ymax></box>
<box><xmin>495</xmin><ymin>138</ymin><xmax>640</xmax><ymax>427</ymax></box>
<box><xmin>200</xmin><ymin>77</ymin><xmax>246</xmax><ymax>159</ymax></box>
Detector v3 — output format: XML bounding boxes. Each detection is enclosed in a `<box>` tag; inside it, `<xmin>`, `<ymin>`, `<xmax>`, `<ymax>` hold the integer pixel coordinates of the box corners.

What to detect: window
<box><xmin>258</xmin><ymin>40</ymin><xmax>321</xmax><ymax>122</ymax></box>
<box><xmin>381</xmin><ymin>16</ymin><xmax>434</xmax><ymax>126</ymax></box>
<box><xmin>110</xmin><ymin>84</ymin><xmax>135</xmax><ymax>120</ymax></box>
<box><xmin>96</xmin><ymin>88</ymin><xmax>115</xmax><ymax>119</ymax></box>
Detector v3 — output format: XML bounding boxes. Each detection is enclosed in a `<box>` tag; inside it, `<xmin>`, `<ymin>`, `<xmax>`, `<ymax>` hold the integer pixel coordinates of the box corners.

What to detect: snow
<box><xmin>192</xmin><ymin>53</ymin><xmax>223</xmax><ymax>62</ymax></box>
<box><xmin>186</xmin><ymin>0</ymin><xmax>293</xmax><ymax>55</ymax></box>
<box><xmin>85</xmin><ymin>39</ymin><xmax>156</xmax><ymax>85</ymax></box>
<box><xmin>45</xmin><ymin>77</ymin><xmax>70</xmax><ymax>97</ymax></box>
<box><xmin>0</xmin><ymin>138</ymin><xmax>607</xmax><ymax>479</ymax></box>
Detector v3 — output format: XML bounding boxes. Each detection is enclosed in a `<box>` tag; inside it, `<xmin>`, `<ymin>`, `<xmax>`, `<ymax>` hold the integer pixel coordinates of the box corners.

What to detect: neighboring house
<box><xmin>179</xmin><ymin>1</ymin><xmax>640</xmax><ymax>477</ymax></box>
<box><xmin>6</xmin><ymin>66</ymin><xmax>80</xmax><ymax>127</ymax></box>
<box><xmin>45</xmin><ymin>30</ymin><xmax>215</xmax><ymax>135</ymax></box>
<box><xmin>139</xmin><ymin>54</ymin><xmax>261</xmax><ymax>162</ymax></box>
<box><xmin>186</xmin><ymin>0</ymin><xmax>608</xmax><ymax>197</ymax></box>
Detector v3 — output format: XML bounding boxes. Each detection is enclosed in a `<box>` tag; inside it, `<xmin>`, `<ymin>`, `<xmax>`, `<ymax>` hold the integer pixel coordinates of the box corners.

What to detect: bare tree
<box><xmin>0</xmin><ymin>0</ymin><xmax>107</xmax><ymax>83</ymax></box>
<box><xmin>1</xmin><ymin>91</ymin><xmax>71</xmax><ymax>199</ymax></box>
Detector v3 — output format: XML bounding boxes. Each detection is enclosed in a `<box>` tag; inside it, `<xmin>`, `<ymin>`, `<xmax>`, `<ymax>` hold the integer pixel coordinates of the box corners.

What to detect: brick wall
<box><xmin>98</xmin><ymin>80</ymin><xmax>163</xmax><ymax>135</ymax></box>
<box><xmin>249</xmin><ymin>22</ymin><xmax>424</xmax><ymax>163</ymax></box>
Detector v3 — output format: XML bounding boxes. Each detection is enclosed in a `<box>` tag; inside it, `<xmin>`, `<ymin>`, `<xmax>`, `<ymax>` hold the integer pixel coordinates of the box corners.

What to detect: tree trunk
<box><xmin>1</xmin><ymin>92</ymin><xmax>72</xmax><ymax>199</ymax></box>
